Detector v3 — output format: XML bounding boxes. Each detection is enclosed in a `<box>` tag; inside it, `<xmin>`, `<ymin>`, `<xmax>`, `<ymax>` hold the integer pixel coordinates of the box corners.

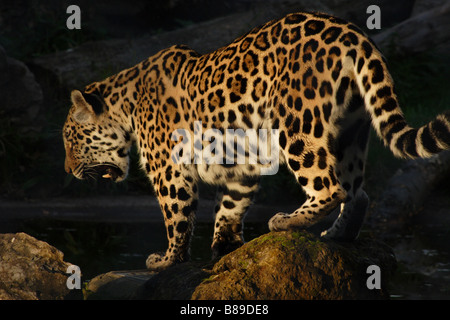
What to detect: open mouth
<box><xmin>85</xmin><ymin>163</ymin><xmax>123</xmax><ymax>181</ymax></box>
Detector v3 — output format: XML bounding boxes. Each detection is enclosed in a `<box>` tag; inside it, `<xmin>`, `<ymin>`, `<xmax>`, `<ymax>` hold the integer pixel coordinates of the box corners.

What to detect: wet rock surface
<box><xmin>0</xmin><ymin>232</ymin><xmax>72</xmax><ymax>300</ymax></box>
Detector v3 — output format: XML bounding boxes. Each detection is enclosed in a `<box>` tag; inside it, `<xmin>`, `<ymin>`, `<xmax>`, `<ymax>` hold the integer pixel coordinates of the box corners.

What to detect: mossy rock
<box><xmin>0</xmin><ymin>233</ymin><xmax>72</xmax><ymax>300</ymax></box>
<box><xmin>191</xmin><ymin>231</ymin><xmax>396</xmax><ymax>300</ymax></box>
<box><xmin>88</xmin><ymin>230</ymin><xmax>396</xmax><ymax>300</ymax></box>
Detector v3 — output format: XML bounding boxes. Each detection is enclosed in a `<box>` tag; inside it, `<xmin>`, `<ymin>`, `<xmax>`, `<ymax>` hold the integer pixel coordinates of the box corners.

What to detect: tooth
<box><xmin>102</xmin><ymin>173</ymin><xmax>112</xmax><ymax>179</ymax></box>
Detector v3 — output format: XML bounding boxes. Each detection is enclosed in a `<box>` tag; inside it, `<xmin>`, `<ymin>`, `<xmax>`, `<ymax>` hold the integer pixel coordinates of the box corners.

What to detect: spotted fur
<box><xmin>63</xmin><ymin>12</ymin><xmax>450</xmax><ymax>270</ymax></box>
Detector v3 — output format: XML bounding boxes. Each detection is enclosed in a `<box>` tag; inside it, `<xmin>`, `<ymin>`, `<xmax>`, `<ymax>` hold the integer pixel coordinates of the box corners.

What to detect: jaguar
<box><xmin>63</xmin><ymin>11</ymin><xmax>450</xmax><ymax>270</ymax></box>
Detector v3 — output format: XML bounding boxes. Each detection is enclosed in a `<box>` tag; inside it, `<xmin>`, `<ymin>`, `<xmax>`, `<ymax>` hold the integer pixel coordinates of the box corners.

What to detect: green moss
<box><xmin>200</xmin><ymin>274</ymin><xmax>219</xmax><ymax>284</ymax></box>
<box><xmin>82</xmin><ymin>281</ymin><xmax>94</xmax><ymax>300</ymax></box>
<box><xmin>243</xmin><ymin>231</ymin><xmax>325</xmax><ymax>260</ymax></box>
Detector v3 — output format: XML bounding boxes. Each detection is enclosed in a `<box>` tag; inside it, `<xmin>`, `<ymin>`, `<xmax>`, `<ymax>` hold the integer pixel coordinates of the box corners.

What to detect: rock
<box><xmin>0</xmin><ymin>46</ymin><xmax>43</xmax><ymax>132</ymax></box>
<box><xmin>0</xmin><ymin>232</ymin><xmax>72</xmax><ymax>300</ymax></box>
<box><xmin>367</xmin><ymin>151</ymin><xmax>450</xmax><ymax>234</ymax></box>
<box><xmin>84</xmin><ymin>269</ymin><xmax>157</xmax><ymax>300</ymax></box>
<box><xmin>132</xmin><ymin>262</ymin><xmax>211</xmax><ymax>300</ymax></box>
<box><xmin>86</xmin><ymin>231</ymin><xmax>396</xmax><ymax>300</ymax></box>
<box><xmin>372</xmin><ymin>2</ymin><xmax>450</xmax><ymax>55</ymax></box>
<box><xmin>411</xmin><ymin>0</ymin><xmax>448</xmax><ymax>16</ymax></box>
<box><xmin>84</xmin><ymin>263</ymin><xmax>209</xmax><ymax>300</ymax></box>
<box><xmin>192</xmin><ymin>231</ymin><xmax>396</xmax><ymax>300</ymax></box>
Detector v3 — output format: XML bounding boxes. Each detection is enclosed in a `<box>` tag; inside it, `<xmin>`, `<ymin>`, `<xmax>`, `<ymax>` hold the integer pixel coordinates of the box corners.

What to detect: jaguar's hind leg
<box><xmin>268</xmin><ymin>168</ymin><xmax>346</xmax><ymax>231</ymax></box>
<box><xmin>211</xmin><ymin>178</ymin><xmax>259</xmax><ymax>258</ymax></box>
<box><xmin>321</xmin><ymin>120</ymin><xmax>371</xmax><ymax>241</ymax></box>
<box><xmin>269</xmin><ymin>180</ymin><xmax>345</xmax><ymax>231</ymax></box>
<box><xmin>321</xmin><ymin>189</ymin><xmax>368</xmax><ymax>240</ymax></box>
<box><xmin>269</xmin><ymin>130</ymin><xmax>347</xmax><ymax>231</ymax></box>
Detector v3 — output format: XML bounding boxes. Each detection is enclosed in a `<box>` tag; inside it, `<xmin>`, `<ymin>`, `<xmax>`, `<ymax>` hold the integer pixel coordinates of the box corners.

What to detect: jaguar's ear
<box><xmin>71</xmin><ymin>90</ymin><xmax>104</xmax><ymax>123</ymax></box>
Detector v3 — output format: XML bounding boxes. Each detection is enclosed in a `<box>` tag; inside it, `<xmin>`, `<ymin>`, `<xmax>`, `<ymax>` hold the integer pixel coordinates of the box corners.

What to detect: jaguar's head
<box><xmin>63</xmin><ymin>90</ymin><xmax>132</xmax><ymax>182</ymax></box>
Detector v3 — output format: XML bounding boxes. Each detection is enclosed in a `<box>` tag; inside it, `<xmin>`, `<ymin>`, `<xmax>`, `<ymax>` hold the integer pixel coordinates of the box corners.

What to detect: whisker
<box><xmin>73</xmin><ymin>164</ymin><xmax>84</xmax><ymax>177</ymax></box>
<box><xmin>86</xmin><ymin>173</ymin><xmax>97</xmax><ymax>181</ymax></box>
<box><xmin>82</xmin><ymin>168</ymin><xmax>98</xmax><ymax>181</ymax></box>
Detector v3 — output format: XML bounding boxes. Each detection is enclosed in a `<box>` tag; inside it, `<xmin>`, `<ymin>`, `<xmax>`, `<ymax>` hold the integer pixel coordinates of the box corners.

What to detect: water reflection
<box><xmin>11</xmin><ymin>218</ymin><xmax>267</xmax><ymax>280</ymax></box>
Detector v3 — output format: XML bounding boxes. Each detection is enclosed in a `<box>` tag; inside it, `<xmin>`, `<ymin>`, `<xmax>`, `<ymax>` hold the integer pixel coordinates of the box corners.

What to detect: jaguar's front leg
<box><xmin>146</xmin><ymin>167</ymin><xmax>198</xmax><ymax>271</ymax></box>
<box><xmin>211</xmin><ymin>178</ymin><xmax>259</xmax><ymax>259</ymax></box>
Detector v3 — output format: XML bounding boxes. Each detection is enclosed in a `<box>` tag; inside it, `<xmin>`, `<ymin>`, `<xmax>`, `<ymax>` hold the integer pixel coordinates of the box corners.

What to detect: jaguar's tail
<box><xmin>355</xmin><ymin>40</ymin><xmax>450</xmax><ymax>159</ymax></box>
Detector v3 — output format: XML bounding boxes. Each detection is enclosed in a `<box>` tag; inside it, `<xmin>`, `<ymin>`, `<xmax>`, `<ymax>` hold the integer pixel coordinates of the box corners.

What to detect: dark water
<box><xmin>386</xmin><ymin>220</ymin><xmax>450</xmax><ymax>299</ymax></box>
<box><xmin>5</xmin><ymin>217</ymin><xmax>268</xmax><ymax>280</ymax></box>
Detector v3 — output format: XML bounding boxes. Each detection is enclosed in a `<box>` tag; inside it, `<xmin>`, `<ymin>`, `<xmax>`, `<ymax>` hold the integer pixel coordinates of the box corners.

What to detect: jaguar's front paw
<box><xmin>268</xmin><ymin>212</ymin><xmax>291</xmax><ymax>231</ymax></box>
<box><xmin>145</xmin><ymin>252</ymin><xmax>176</xmax><ymax>271</ymax></box>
